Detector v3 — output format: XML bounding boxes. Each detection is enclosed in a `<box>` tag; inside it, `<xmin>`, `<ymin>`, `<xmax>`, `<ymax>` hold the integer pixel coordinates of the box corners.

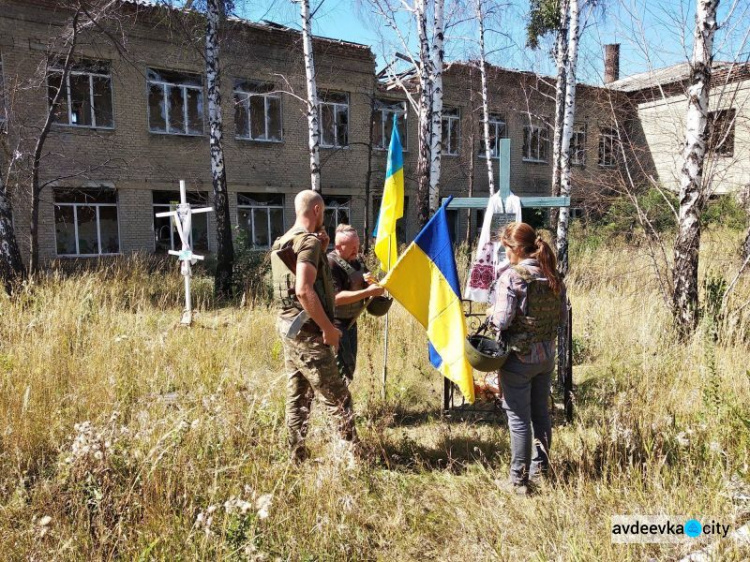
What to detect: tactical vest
<box><xmin>270</xmin><ymin>228</ymin><xmax>336</xmax><ymax>322</ymax></box>
<box><xmin>329</xmin><ymin>252</ymin><xmax>367</xmax><ymax>320</ymax></box>
<box><xmin>504</xmin><ymin>265</ymin><xmax>562</xmax><ymax>355</ymax></box>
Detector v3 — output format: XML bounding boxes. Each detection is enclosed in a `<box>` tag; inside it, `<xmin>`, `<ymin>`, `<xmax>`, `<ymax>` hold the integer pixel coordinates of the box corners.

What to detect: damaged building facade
<box><xmin>0</xmin><ymin>0</ymin><xmax>744</xmax><ymax>264</ymax></box>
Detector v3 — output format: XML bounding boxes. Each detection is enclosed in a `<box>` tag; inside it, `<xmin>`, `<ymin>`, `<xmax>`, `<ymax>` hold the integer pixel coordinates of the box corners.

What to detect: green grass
<box><xmin>0</xmin><ymin>232</ymin><xmax>749</xmax><ymax>560</ymax></box>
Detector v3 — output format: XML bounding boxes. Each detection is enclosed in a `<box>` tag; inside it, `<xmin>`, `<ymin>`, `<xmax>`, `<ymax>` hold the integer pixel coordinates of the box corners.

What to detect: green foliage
<box><xmin>598</xmin><ymin>188</ymin><xmax>678</xmax><ymax>239</ymax></box>
<box><xmin>527</xmin><ymin>0</ymin><xmax>561</xmax><ymax>49</ymax></box>
<box><xmin>232</xmin><ymin>227</ymin><xmax>272</xmax><ymax>303</ymax></box>
<box><xmin>701</xmin><ymin>195</ymin><xmax>747</xmax><ymax>230</ymax></box>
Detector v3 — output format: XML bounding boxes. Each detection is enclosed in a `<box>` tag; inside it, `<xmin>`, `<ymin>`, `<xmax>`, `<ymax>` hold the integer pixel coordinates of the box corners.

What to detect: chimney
<box><xmin>604</xmin><ymin>44</ymin><xmax>620</xmax><ymax>84</ymax></box>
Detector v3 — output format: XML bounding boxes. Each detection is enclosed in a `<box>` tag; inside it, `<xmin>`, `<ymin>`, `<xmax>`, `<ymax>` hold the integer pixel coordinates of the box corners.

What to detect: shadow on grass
<box><xmin>370</xmin><ymin>430</ymin><xmax>509</xmax><ymax>474</ymax></box>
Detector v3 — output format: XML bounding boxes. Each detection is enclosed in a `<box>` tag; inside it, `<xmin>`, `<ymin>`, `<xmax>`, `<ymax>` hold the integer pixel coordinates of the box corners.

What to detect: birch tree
<box><xmin>205</xmin><ymin>0</ymin><xmax>234</xmax><ymax>298</ymax></box>
<box><xmin>476</xmin><ymin>0</ymin><xmax>495</xmax><ymax>195</ymax></box>
<box><xmin>428</xmin><ymin>0</ymin><xmax>445</xmax><ymax>214</ymax></box>
<box><xmin>673</xmin><ymin>0</ymin><xmax>720</xmax><ymax>336</ymax></box>
<box><xmin>555</xmin><ymin>0</ymin><xmax>580</xmax><ymax>275</ymax></box>
<box><xmin>296</xmin><ymin>0</ymin><xmax>322</xmax><ymax>192</ymax></box>
<box><xmin>0</xmin><ymin>154</ymin><xmax>25</xmax><ymax>293</ymax></box>
<box><xmin>527</xmin><ymin>0</ymin><xmax>569</xmax><ymax>232</ymax></box>
<box><xmin>364</xmin><ymin>0</ymin><xmax>456</xmax><ymax>225</ymax></box>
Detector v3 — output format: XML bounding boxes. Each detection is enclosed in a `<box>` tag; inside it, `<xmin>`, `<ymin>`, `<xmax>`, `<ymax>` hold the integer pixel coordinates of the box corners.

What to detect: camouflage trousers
<box><xmin>279</xmin><ymin>331</ymin><xmax>358</xmax><ymax>457</ymax></box>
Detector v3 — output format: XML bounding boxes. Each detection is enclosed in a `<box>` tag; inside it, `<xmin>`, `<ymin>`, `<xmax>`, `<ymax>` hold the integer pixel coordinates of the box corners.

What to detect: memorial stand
<box><xmin>155</xmin><ymin>180</ymin><xmax>214</xmax><ymax>326</ymax></box>
<box><xmin>443</xmin><ymin>139</ymin><xmax>574</xmax><ymax>422</ymax></box>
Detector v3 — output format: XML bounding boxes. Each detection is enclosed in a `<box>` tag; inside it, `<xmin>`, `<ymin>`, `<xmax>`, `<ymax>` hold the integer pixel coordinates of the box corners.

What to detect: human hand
<box><xmin>315</xmin><ymin>229</ymin><xmax>330</xmax><ymax>249</ymax></box>
<box><xmin>367</xmin><ymin>284</ymin><xmax>385</xmax><ymax>298</ymax></box>
<box><xmin>323</xmin><ymin>326</ymin><xmax>342</xmax><ymax>350</ymax></box>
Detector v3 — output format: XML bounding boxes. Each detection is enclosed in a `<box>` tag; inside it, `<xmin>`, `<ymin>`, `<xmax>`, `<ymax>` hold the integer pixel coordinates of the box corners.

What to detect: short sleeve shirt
<box><xmin>274</xmin><ymin>228</ymin><xmax>336</xmax><ymax>323</ymax></box>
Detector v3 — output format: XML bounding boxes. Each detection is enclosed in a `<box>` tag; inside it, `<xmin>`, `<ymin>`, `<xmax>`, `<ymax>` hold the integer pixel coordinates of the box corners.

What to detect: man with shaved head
<box><xmin>328</xmin><ymin>224</ymin><xmax>384</xmax><ymax>385</ymax></box>
<box><xmin>270</xmin><ymin>189</ymin><xmax>359</xmax><ymax>463</ymax></box>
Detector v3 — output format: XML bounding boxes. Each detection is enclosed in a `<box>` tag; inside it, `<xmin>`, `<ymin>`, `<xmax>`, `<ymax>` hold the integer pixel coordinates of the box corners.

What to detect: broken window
<box><xmin>570</xmin><ymin>125</ymin><xmax>586</xmax><ymax>166</ymax></box>
<box><xmin>523</xmin><ymin>123</ymin><xmax>549</xmax><ymax>162</ymax></box>
<box><xmin>152</xmin><ymin>190</ymin><xmax>210</xmax><ymax>253</ymax></box>
<box><xmin>323</xmin><ymin>196</ymin><xmax>351</xmax><ymax>246</ymax></box>
<box><xmin>54</xmin><ymin>189</ymin><xmax>120</xmax><ymax>256</ymax></box>
<box><xmin>48</xmin><ymin>59</ymin><xmax>114</xmax><ymax>129</ymax></box>
<box><xmin>373</xmin><ymin>99</ymin><xmax>407</xmax><ymax>150</ymax></box>
<box><xmin>319</xmin><ymin>92</ymin><xmax>349</xmax><ymax>148</ymax></box>
<box><xmin>147</xmin><ymin>69</ymin><xmax>203</xmax><ymax>136</ymax></box>
<box><xmin>234</xmin><ymin>81</ymin><xmax>282</xmax><ymax>142</ymax></box>
<box><xmin>237</xmin><ymin>193</ymin><xmax>285</xmax><ymax>249</ymax></box>
<box><xmin>480</xmin><ymin>114</ymin><xmax>506</xmax><ymax>159</ymax></box>
<box><xmin>708</xmin><ymin>109</ymin><xmax>736</xmax><ymax>157</ymax></box>
<box><xmin>442</xmin><ymin>107</ymin><xmax>460</xmax><ymax>156</ymax></box>
<box><xmin>598</xmin><ymin>128</ymin><xmax>617</xmax><ymax>167</ymax></box>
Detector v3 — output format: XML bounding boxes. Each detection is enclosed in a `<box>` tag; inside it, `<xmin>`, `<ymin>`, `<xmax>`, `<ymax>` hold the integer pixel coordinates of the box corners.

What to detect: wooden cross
<box><xmin>442</xmin><ymin>139</ymin><xmax>573</xmax><ymax>422</ymax></box>
<box><xmin>155</xmin><ymin>180</ymin><xmax>214</xmax><ymax>326</ymax></box>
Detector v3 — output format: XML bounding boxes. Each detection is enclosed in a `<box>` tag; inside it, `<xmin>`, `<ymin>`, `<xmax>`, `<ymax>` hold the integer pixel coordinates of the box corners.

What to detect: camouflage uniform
<box><xmin>271</xmin><ymin>227</ymin><xmax>358</xmax><ymax>461</ymax></box>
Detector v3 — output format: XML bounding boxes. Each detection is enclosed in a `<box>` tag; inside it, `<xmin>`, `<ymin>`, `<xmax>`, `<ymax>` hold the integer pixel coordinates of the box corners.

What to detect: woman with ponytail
<box><xmin>487</xmin><ymin>222</ymin><xmax>566</xmax><ymax>496</ymax></box>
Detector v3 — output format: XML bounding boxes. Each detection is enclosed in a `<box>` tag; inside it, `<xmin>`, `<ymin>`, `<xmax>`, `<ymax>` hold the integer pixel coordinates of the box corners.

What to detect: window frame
<box><xmin>522</xmin><ymin>123</ymin><xmax>549</xmax><ymax>163</ymax></box>
<box><xmin>236</xmin><ymin>193</ymin><xmax>286</xmax><ymax>249</ymax></box>
<box><xmin>598</xmin><ymin>128</ymin><xmax>617</xmax><ymax>168</ymax></box>
<box><xmin>570</xmin><ymin>125</ymin><xmax>586</xmax><ymax>166</ymax></box>
<box><xmin>707</xmin><ymin>108</ymin><xmax>736</xmax><ymax>157</ymax></box>
<box><xmin>53</xmin><ymin>189</ymin><xmax>120</xmax><ymax>257</ymax></box>
<box><xmin>442</xmin><ymin>107</ymin><xmax>461</xmax><ymax>156</ymax></box>
<box><xmin>374</xmin><ymin>99</ymin><xmax>408</xmax><ymax>151</ymax></box>
<box><xmin>233</xmin><ymin>82</ymin><xmax>283</xmax><ymax>143</ymax></box>
<box><xmin>479</xmin><ymin>114</ymin><xmax>506</xmax><ymax>159</ymax></box>
<box><xmin>319</xmin><ymin>92</ymin><xmax>349</xmax><ymax>149</ymax></box>
<box><xmin>323</xmin><ymin>196</ymin><xmax>352</xmax><ymax>246</ymax></box>
<box><xmin>147</xmin><ymin>68</ymin><xmax>204</xmax><ymax>137</ymax></box>
<box><xmin>48</xmin><ymin>60</ymin><xmax>115</xmax><ymax>130</ymax></box>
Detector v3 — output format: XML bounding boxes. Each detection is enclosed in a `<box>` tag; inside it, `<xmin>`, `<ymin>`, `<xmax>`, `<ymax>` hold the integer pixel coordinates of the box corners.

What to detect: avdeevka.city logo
<box><xmin>611</xmin><ymin>516</ymin><xmax>731</xmax><ymax>544</ymax></box>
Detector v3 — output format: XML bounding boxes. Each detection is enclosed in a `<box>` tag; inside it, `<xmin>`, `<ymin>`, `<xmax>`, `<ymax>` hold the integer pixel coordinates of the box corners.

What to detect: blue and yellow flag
<box><xmin>374</xmin><ymin>116</ymin><xmax>404</xmax><ymax>271</ymax></box>
<box><xmin>381</xmin><ymin>197</ymin><xmax>475</xmax><ymax>403</ymax></box>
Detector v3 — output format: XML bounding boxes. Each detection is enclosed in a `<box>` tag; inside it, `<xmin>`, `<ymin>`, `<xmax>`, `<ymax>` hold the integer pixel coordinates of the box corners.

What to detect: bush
<box><xmin>232</xmin><ymin>228</ymin><xmax>272</xmax><ymax>303</ymax></box>
<box><xmin>598</xmin><ymin>187</ymin><xmax>678</xmax><ymax>239</ymax></box>
<box><xmin>702</xmin><ymin>194</ymin><xmax>747</xmax><ymax>230</ymax></box>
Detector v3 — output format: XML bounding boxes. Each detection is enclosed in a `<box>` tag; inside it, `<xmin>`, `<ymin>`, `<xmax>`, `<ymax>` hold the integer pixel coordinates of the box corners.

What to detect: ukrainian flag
<box><xmin>374</xmin><ymin>115</ymin><xmax>404</xmax><ymax>271</ymax></box>
<box><xmin>381</xmin><ymin>197</ymin><xmax>475</xmax><ymax>403</ymax></box>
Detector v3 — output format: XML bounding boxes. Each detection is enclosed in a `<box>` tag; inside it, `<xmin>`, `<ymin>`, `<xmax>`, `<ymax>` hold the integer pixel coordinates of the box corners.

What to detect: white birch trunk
<box><xmin>476</xmin><ymin>0</ymin><xmax>495</xmax><ymax>195</ymax></box>
<box><xmin>673</xmin><ymin>0</ymin><xmax>720</xmax><ymax>336</ymax></box>
<box><xmin>556</xmin><ymin>0</ymin><xmax>579</xmax><ymax>276</ymax></box>
<box><xmin>0</xmin><ymin>169</ymin><xmax>25</xmax><ymax>292</ymax></box>
<box><xmin>428</xmin><ymin>0</ymin><xmax>445</xmax><ymax>215</ymax></box>
<box><xmin>550</xmin><ymin>0</ymin><xmax>569</xmax><ymax>235</ymax></box>
<box><xmin>206</xmin><ymin>0</ymin><xmax>234</xmax><ymax>297</ymax></box>
<box><xmin>298</xmin><ymin>0</ymin><xmax>321</xmax><ymax>192</ymax></box>
<box><xmin>416</xmin><ymin>0</ymin><xmax>433</xmax><ymax>226</ymax></box>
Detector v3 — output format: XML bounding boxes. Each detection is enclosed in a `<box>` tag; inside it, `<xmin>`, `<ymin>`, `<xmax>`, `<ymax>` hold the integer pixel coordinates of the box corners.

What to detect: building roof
<box><xmin>608</xmin><ymin>61</ymin><xmax>750</xmax><ymax>92</ymax></box>
<box><xmin>120</xmin><ymin>0</ymin><xmax>372</xmax><ymax>53</ymax></box>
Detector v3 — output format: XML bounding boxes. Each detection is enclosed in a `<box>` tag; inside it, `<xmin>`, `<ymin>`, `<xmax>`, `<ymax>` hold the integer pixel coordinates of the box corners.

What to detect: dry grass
<box><xmin>0</xmin><ymin>230</ymin><xmax>749</xmax><ymax>561</ymax></box>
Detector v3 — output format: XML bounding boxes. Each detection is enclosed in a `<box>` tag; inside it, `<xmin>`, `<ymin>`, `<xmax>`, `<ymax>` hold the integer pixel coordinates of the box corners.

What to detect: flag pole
<box><xmin>381</xmin><ymin>236</ymin><xmax>391</xmax><ymax>400</ymax></box>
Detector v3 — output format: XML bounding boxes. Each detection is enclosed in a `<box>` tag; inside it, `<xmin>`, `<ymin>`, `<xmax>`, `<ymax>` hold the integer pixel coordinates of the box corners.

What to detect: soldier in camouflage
<box><xmin>270</xmin><ymin>190</ymin><xmax>359</xmax><ymax>464</ymax></box>
<box><xmin>328</xmin><ymin>224</ymin><xmax>385</xmax><ymax>385</ymax></box>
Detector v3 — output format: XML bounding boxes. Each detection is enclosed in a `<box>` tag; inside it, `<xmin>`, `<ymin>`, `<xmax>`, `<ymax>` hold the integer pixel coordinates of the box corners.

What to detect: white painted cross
<box><xmin>155</xmin><ymin>180</ymin><xmax>213</xmax><ymax>325</ymax></box>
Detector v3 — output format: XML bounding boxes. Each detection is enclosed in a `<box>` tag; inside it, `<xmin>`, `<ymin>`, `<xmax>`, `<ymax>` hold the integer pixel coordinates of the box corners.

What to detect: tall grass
<box><xmin>0</xmin><ymin>232</ymin><xmax>749</xmax><ymax>560</ymax></box>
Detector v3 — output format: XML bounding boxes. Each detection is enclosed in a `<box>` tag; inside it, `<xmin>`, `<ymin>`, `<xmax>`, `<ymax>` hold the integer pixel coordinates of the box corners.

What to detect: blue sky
<box><xmin>236</xmin><ymin>0</ymin><xmax>750</xmax><ymax>85</ymax></box>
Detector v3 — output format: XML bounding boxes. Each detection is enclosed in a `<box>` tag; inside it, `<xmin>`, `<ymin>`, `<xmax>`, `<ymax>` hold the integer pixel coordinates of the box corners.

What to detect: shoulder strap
<box><xmin>512</xmin><ymin>265</ymin><xmax>534</xmax><ymax>283</ymax></box>
<box><xmin>330</xmin><ymin>252</ymin><xmax>357</xmax><ymax>276</ymax></box>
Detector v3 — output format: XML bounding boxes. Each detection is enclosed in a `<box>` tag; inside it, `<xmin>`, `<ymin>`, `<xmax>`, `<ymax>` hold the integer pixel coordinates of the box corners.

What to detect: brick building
<box><xmin>1</xmin><ymin>0</ymin><xmax>715</xmax><ymax>265</ymax></box>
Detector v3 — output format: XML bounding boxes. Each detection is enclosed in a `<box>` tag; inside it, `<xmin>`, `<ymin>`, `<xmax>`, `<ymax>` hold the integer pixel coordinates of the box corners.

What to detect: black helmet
<box><xmin>465</xmin><ymin>334</ymin><xmax>508</xmax><ymax>372</ymax></box>
<box><xmin>367</xmin><ymin>295</ymin><xmax>393</xmax><ymax>317</ymax></box>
